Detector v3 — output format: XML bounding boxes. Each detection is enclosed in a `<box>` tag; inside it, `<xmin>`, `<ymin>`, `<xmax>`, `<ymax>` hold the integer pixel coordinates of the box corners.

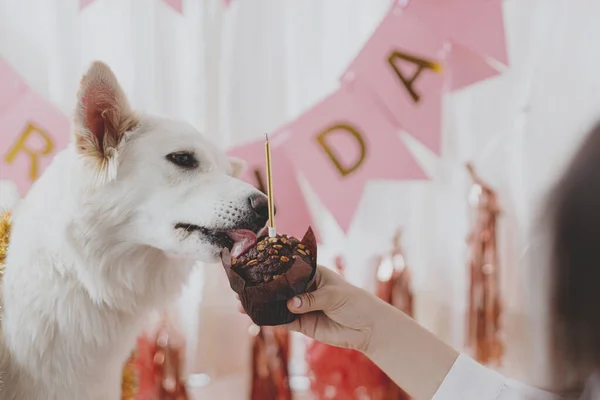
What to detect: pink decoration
<box><xmin>405</xmin><ymin>0</ymin><xmax>508</xmax><ymax>65</ymax></box>
<box><xmin>279</xmin><ymin>86</ymin><xmax>427</xmax><ymax>232</ymax></box>
<box><xmin>448</xmin><ymin>43</ymin><xmax>501</xmax><ymax>91</ymax></box>
<box><xmin>0</xmin><ymin>90</ymin><xmax>70</xmax><ymax>195</ymax></box>
<box><xmin>344</xmin><ymin>7</ymin><xmax>448</xmax><ymax>155</ymax></box>
<box><xmin>0</xmin><ymin>59</ymin><xmax>29</xmax><ymax>113</ymax></box>
<box><xmin>222</xmin><ymin>0</ymin><xmax>232</xmax><ymax>6</ymax></box>
<box><xmin>307</xmin><ymin>342</ymin><xmax>390</xmax><ymax>400</ymax></box>
<box><xmin>228</xmin><ymin>139</ymin><xmax>318</xmax><ymax>241</ymax></box>
<box><xmin>162</xmin><ymin>0</ymin><xmax>183</xmax><ymax>13</ymax></box>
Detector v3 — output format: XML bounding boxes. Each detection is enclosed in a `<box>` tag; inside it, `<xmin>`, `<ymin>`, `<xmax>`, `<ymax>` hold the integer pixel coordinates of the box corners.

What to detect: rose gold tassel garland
<box><xmin>466</xmin><ymin>163</ymin><xmax>503</xmax><ymax>366</ymax></box>
<box><xmin>121</xmin><ymin>315</ymin><xmax>189</xmax><ymax>400</ymax></box>
<box><xmin>307</xmin><ymin>257</ymin><xmax>391</xmax><ymax>400</ymax></box>
<box><xmin>375</xmin><ymin>229</ymin><xmax>414</xmax><ymax>318</ymax></box>
<box><xmin>0</xmin><ymin>211</ymin><xmax>11</xmax><ymax>395</ymax></box>
<box><xmin>0</xmin><ymin>211</ymin><xmax>9</xmax><ymax>271</ymax></box>
<box><xmin>249</xmin><ymin>325</ymin><xmax>292</xmax><ymax>400</ymax></box>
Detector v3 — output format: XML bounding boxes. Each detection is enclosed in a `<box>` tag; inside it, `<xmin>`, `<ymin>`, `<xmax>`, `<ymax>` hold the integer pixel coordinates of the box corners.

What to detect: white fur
<box><xmin>0</xmin><ymin>62</ymin><xmax>264</xmax><ymax>399</ymax></box>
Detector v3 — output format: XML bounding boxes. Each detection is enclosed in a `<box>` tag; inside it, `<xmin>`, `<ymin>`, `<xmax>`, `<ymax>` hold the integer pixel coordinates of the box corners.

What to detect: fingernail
<box><xmin>293</xmin><ymin>296</ymin><xmax>302</xmax><ymax>308</ymax></box>
<box><xmin>157</xmin><ymin>334</ymin><xmax>169</xmax><ymax>347</ymax></box>
<box><xmin>153</xmin><ymin>352</ymin><xmax>165</xmax><ymax>365</ymax></box>
<box><xmin>163</xmin><ymin>377</ymin><xmax>176</xmax><ymax>392</ymax></box>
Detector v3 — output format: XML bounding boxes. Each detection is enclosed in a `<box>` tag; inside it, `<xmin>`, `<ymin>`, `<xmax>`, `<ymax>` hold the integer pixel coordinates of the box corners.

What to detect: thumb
<box><xmin>287</xmin><ymin>289</ymin><xmax>331</xmax><ymax>314</ymax></box>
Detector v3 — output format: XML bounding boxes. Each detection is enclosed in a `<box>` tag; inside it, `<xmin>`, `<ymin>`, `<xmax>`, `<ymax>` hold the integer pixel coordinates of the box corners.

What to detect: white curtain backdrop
<box><xmin>2</xmin><ymin>0</ymin><xmax>600</xmax><ymax>396</ymax></box>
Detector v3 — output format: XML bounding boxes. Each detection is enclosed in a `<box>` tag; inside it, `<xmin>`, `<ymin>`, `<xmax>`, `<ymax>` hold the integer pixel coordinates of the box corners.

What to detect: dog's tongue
<box><xmin>228</xmin><ymin>230</ymin><xmax>258</xmax><ymax>258</ymax></box>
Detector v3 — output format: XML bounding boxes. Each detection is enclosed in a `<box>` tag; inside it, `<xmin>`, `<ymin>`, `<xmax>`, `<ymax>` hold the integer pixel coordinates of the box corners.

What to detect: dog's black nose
<box><xmin>249</xmin><ymin>193</ymin><xmax>274</xmax><ymax>226</ymax></box>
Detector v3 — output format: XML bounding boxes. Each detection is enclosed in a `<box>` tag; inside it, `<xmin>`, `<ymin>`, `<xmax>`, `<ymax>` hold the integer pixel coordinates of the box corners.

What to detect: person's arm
<box><xmin>363</xmin><ymin>300</ymin><xmax>459</xmax><ymax>399</ymax></box>
<box><xmin>283</xmin><ymin>266</ymin><xmax>562</xmax><ymax>400</ymax></box>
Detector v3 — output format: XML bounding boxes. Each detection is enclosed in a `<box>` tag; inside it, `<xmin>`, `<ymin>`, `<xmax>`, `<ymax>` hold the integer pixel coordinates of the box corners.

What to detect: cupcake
<box><xmin>221</xmin><ymin>227</ymin><xmax>317</xmax><ymax>326</ymax></box>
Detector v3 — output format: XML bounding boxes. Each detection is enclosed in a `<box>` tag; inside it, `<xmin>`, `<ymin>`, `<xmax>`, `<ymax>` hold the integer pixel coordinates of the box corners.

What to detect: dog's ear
<box><xmin>228</xmin><ymin>157</ymin><xmax>247</xmax><ymax>178</ymax></box>
<box><xmin>74</xmin><ymin>61</ymin><xmax>139</xmax><ymax>183</ymax></box>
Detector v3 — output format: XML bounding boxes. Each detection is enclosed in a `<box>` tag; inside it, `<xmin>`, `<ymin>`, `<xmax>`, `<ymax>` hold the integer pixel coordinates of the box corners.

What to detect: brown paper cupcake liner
<box><xmin>221</xmin><ymin>227</ymin><xmax>317</xmax><ymax>326</ymax></box>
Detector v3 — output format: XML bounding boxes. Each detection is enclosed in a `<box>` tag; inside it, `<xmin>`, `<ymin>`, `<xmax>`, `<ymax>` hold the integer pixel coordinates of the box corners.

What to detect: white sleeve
<box><xmin>432</xmin><ymin>354</ymin><xmax>563</xmax><ymax>400</ymax></box>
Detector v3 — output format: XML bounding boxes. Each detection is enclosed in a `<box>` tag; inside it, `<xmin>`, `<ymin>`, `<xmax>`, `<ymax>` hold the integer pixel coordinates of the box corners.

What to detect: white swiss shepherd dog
<box><xmin>0</xmin><ymin>61</ymin><xmax>266</xmax><ymax>399</ymax></box>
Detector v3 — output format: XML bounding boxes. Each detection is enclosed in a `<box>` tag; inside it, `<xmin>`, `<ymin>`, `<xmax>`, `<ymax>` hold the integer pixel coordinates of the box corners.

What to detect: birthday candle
<box><xmin>265</xmin><ymin>134</ymin><xmax>276</xmax><ymax>237</ymax></box>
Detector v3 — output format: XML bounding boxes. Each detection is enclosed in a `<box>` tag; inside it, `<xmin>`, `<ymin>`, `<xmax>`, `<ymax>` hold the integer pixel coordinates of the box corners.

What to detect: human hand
<box><xmin>236</xmin><ymin>265</ymin><xmax>459</xmax><ymax>400</ymax></box>
<box><xmin>285</xmin><ymin>265</ymin><xmax>391</xmax><ymax>353</ymax></box>
<box><xmin>286</xmin><ymin>266</ymin><xmax>459</xmax><ymax>400</ymax></box>
<box><xmin>236</xmin><ymin>265</ymin><xmax>387</xmax><ymax>354</ymax></box>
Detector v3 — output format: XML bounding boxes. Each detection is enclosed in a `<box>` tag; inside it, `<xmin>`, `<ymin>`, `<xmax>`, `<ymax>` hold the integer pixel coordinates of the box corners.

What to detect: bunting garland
<box><xmin>278</xmin><ymin>85</ymin><xmax>427</xmax><ymax>232</ymax></box>
<box><xmin>232</xmin><ymin>1</ymin><xmax>508</xmax><ymax>231</ymax></box>
<box><xmin>0</xmin><ymin>59</ymin><xmax>70</xmax><ymax>196</ymax></box>
<box><xmin>4</xmin><ymin>0</ymin><xmax>509</xmax><ymax>231</ymax></box>
<box><xmin>403</xmin><ymin>0</ymin><xmax>507</xmax><ymax>90</ymax></box>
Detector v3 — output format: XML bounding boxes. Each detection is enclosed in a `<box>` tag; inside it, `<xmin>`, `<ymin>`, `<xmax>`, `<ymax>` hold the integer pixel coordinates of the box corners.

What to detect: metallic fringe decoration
<box><xmin>121</xmin><ymin>323</ymin><xmax>190</xmax><ymax>400</ymax></box>
<box><xmin>466</xmin><ymin>163</ymin><xmax>503</xmax><ymax>366</ymax></box>
<box><xmin>307</xmin><ymin>258</ymin><xmax>390</xmax><ymax>400</ymax></box>
<box><xmin>154</xmin><ymin>326</ymin><xmax>190</xmax><ymax>400</ymax></box>
<box><xmin>374</xmin><ymin>230</ymin><xmax>413</xmax><ymax>399</ymax></box>
<box><xmin>375</xmin><ymin>230</ymin><xmax>414</xmax><ymax>318</ymax></box>
<box><xmin>250</xmin><ymin>325</ymin><xmax>292</xmax><ymax>400</ymax></box>
<box><xmin>121</xmin><ymin>354</ymin><xmax>138</xmax><ymax>400</ymax></box>
<box><xmin>0</xmin><ymin>211</ymin><xmax>10</xmax><ymax>395</ymax></box>
<box><xmin>0</xmin><ymin>211</ymin><xmax>10</xmax><ymax>274</ymax></box>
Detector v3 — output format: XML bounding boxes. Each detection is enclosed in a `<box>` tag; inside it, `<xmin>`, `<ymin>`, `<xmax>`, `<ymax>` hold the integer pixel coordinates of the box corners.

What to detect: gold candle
<box><xmin>265</xmin><ymin>134</ymin><xmax>276</xmax><ymax>237</ymax></box>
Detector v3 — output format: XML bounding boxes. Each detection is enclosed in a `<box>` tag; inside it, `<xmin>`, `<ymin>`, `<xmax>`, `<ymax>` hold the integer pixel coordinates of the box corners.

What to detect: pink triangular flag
<box><xmin>448</xmin><ymin>43</ymin><xmax>501</xmax><ymax>91</ymax></box>
<box><xmin>0</xmin><ymin>58</ymin><xmax>29</xmax><ymax>113</ymax></box>
<box><xmin>228</xmin><ymin>139</ymin><xmax>320</xmax><ymax>242</ymax></box>
<box><xmin>162</xmin><ymin>0</ymin><xmax>183</xmax><ymax>13</ymax></box>
<box><xmin>405</xmin><ymin>0</ymin><xmax>508</xmax><ymax>65</ymax></box>
<box><xmin>79</xmin><ymin>0</ymin><xmax>95</xmax><ymax>10</ymax></box>
<box><xmin>222</xmin><ymin>0</ymin><xmax>232</xmax><ymax>6</ymax></box>
<box><xmin>280</xmin><ymin>86</ymin><xmax>427</xmax><ymax>232</ymax></box>
<box><xmin>344</xmin><ymin>7</ymin><xmax>448</xmax><ymax>155</ymax></box>
<box><xmin>0</xmin><ymin>90</ymin><xmax>70</xmax><ymax>195</ymax></box>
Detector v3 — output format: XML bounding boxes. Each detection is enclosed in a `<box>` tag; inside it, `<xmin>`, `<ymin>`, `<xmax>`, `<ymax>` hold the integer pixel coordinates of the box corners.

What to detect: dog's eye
<box><xmin>166</xmin><ymin>152</ymin><xmax>199</xmax><ymax>169</ymax></box>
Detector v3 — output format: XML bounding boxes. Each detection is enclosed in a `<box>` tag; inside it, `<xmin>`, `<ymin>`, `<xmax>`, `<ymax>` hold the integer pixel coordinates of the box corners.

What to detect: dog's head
<box><xmin>72</xmin><ymin>61</ymin><xmax>266</xmax><ymax>263</ymax></box>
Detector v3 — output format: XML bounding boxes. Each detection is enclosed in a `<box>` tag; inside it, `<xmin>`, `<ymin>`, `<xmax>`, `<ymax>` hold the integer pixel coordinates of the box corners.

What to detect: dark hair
<box><xmin>548</xmin><ymin>121</ymin><xmax>600</xmax><ymax>389</ymax></box>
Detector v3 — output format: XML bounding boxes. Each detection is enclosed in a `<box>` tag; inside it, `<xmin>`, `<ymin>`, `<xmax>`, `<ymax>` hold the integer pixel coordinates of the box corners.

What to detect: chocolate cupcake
<box><xmin>221</xmin><ymin>227</ymin><xmax>317</xmax><ymax>326</ymax></box>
